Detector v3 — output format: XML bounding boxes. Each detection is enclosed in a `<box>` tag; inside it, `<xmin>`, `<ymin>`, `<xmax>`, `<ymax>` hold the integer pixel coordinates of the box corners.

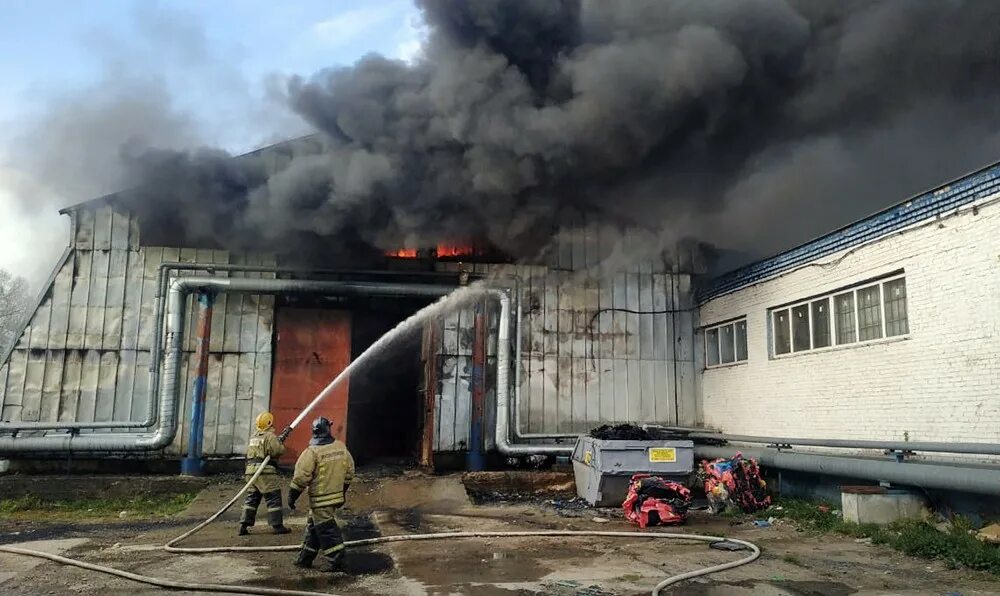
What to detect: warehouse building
<box><xmin>0</xmin><ymin>139</ymin><xmax>702</xmax><ymax>466</ymax></box>
<box><xmin>697</xmin><ymin>161</ymin><xmax>1000</xmax><ymax>460</ymax></box>
<box><xmin>1</xmin><ymin>146</ymin><xmax>998</xmax><ymax>469</ymax></box>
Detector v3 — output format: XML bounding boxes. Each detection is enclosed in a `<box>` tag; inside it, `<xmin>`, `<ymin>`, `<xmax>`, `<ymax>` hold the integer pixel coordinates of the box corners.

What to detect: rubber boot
<box><xmin>319</xmin><ymin>552</ymin><xmax>345</xmax><ymax>573</ymax></box>
<box><xmin>238</xmin><ymin>523</ymin><xmax>250</xmax><ymax>536</ymax></box>
<box><xmin>294</xmin><ymin>551</ymin><xmax>315</xmax><ymax>569</ymax></box>
<box><xmin>272</xmin><ymin>525</ymin><xmax>291</xmax><ymax>535</ymax></box>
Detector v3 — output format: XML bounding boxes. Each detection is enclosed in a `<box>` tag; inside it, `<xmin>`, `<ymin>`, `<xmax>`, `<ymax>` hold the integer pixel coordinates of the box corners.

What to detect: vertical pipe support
<box><xmin>419</xmin><ymin>320</ymin><xmax>439</xmax><ymax>470</ymax></box>
<box><xmin>467</xmin><ymin>300</ymin><xmax>487</xmax><ymax>471</ymax></box>
<box><xmin>181</xmin><ymin>291</ymin><xmax>215</xmax><ymax>476</ymax></box>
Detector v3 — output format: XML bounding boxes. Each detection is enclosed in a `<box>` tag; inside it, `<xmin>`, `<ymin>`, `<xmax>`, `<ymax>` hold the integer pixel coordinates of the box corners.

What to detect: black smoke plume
<box><xmin>125</xmin><ymin>0</ymin><xmax>1000</xmax><ymax>268</ymax></box>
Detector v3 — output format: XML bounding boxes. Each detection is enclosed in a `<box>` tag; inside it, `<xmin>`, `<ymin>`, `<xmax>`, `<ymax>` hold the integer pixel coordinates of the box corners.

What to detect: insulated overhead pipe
<box><xmin>695</xmin><ymin>445</ymin><xmax>1000</xmax><ymax>497</ymax></box>
<box><xmin>0</xmin><ymin>264</ymin><xmax>471</xmax><ymax>433</ymax></box>
<box><xmin>687</xmin><ymin>432</ymin><xmax>1000</xmax><ymax>456</ymax></box>
<box><xmin>0</xmin><ymin>278</ymin><xmax>455</xmax><ymax>453</ymax></box>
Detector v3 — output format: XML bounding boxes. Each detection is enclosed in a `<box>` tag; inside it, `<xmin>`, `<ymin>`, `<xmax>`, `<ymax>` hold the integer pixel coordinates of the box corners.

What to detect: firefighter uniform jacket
<box><xmin>290</xmin><ymin>440</ymin><xmax>355</xmax><ymax>510</ymax></box>
<box><xmin>245</xmin><ymin>429</ymin><xmax>285</xmax><ymax>475</ymax></box>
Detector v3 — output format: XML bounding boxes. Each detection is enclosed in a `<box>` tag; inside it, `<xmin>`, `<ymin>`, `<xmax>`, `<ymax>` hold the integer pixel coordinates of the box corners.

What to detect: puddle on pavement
<box><xmin>340</xmin><ymin>512</ymin><xmax>381</xmax><ymax>541</ymax></box>
<box><xmin>393</xmin><ymin>537</ymin><xmax>596</xmax><ymax>590</ymax></box>
<box><xmin>342</xmin><ymin>549</ymin><xmax>394</xmax><ymax>575</ymax></box>
<box><xmin>253</xmin><ymin>550</ymin><xmax>394</xmax><ymax>591</ymax></box>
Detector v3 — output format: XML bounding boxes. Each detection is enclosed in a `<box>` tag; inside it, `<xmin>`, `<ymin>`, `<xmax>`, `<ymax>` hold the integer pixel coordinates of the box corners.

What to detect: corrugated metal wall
<box><xmin>0</xmin><ymin>204</ymin><xmax>276</xmax><ymax>457</ymax></box>
<box><xmin>430</xmin><ymin>227</ymin><xmax>699</xmax><ymax>452</ymax></box>
<box><xmin>1</xmin><ymin>205</ymin><xmax>701</xmax><ymax>457</ymax></box>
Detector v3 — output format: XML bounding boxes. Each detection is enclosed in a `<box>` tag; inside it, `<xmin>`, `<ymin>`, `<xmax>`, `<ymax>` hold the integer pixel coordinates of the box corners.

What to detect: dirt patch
<box><xmin>463</xmin><ymin>471</ymin><xmax>576</xmax><ymax>501</ymax></box>
<box><xmin>0</xmin><ymin>475</ymin><xmax>211</xmax><ymax>500</ymax></box>
<box><xmin>2</xmin><ymin>472</ymin><xmax>999</xmax><ymax>595</ymax></box>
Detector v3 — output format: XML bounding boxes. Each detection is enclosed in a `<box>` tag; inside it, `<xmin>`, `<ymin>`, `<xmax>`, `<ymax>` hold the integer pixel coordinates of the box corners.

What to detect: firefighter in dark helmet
<box><xmin>239</xmin><ymin>411</ymin><xmax>292</xmax><ymax>536</ymax></box>
<box><xmin>288</xmin><ymin>416</ymin><xmax>355</xmax><ymax>571</ymax></box>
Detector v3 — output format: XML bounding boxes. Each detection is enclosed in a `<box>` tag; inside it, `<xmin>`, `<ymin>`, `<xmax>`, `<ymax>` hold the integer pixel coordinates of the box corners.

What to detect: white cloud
<box><xmin>394</xmin><ymin>8</ymin><xmax>428</xmax><ymax>64</ymax></box>
<box><xmin>310</xmin><ymin>2</ymin><xmax>405</xmax><ymax>50</ymax></box>
<box><xmin>0</xmin><ymin>167</ymin><xmax>67</xmax><ymax>286</ymax></box>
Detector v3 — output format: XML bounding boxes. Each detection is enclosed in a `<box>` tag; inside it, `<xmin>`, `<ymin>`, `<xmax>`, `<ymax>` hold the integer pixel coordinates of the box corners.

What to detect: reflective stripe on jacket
<box><xmin>245</xmin><ymin>430</ymin><xmax>285</xmax><ymax>474</ymax></box>
<box><xmin>289</xmin><ymin>440</ymin><xmax>355</xmax><ymax>509</ymax></box>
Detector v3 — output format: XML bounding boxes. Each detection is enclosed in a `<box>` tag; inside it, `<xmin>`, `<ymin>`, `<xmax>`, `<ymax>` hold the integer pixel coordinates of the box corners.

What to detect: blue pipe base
<box><xmin>180</xmin><ymin>456</ymin><xmax>205</xmax><ymax>476</ymax></box>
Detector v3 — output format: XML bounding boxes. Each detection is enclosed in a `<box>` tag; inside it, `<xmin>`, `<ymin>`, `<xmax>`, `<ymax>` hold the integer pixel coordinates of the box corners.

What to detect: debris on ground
<box><xmin>589</xmin><ymin>423</ymin><xmax>650</xmax><ymax>441</ymax></box>
<box><xmin>753</xmin><ymin>520</ymin><xmax>772</xmax><ymax>528</ymax></box>
<box><xmin>592</xmin><ymin>517</ymin><xmax>609</xmax><ymax>523</ymax></box>
<box><xmin>544</xmin><ymin>580</ymin><xmax>615</xmax><ymax>595</ymax></box>
<box><xmin>463</xmin><ymin>471</ymin><xmax>576</xmax><ymax>505</ymax></box>
<box><xmin>623</xmin><ymin>474</ymin><xmax>692</xmax><ymax>528</ymax></box>
<box><xmin>698</xmin><ymin>452</ymin><xmax>771</xmax><ymax>514</ymax></box>
<box><xmin>977</xmin><ymin>523</ymin><xmax>1000</xmax><ymax>544</ymax></box>
<box><xmin>548</xmin><ymin>497</ymin><xmax>591</xmax><ymax>517</ymax></box>
<box><xmin>710</xmin><ymin>540</ymin><xmax>748</xmax><ymax>552</ymax></box>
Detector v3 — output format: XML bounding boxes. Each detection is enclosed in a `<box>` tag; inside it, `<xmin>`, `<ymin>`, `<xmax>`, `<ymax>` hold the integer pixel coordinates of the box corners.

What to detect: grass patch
<box><xmin>768</xmin><ymin>499</ymin><xmax>1000</xmax><ymax>576</ymax></box>
<box><xmin>781</xmin><ymin>553</ymin><xmax>805</xmax><ymax>567</ymax></box>
<box><xmin>0</xmin><ymin>493</ymin><xmax>197</xmax><ymax>521</ymax></box>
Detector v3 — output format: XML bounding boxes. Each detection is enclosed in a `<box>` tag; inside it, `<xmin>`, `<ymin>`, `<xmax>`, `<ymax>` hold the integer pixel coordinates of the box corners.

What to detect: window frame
<box><xmin>769</xmin><ymin>273</ymin><xmax>908</xmax><ymax>359</ymax></box>
<box><xmin>704</xmin><ymin>317</ymin><xmax>749</xmax><ymax>369</ymax></box>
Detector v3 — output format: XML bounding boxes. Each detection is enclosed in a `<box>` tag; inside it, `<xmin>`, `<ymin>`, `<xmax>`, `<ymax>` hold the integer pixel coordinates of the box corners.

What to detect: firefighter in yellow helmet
<box><xmin>288</xmin><ymin>416</ymin><xmax>355</xmax><ymax>572</ymax></box>
<box><xmin>239</xmin><ymin>411</ymin><xmax>291</xmax><ymax>536</ymax></box>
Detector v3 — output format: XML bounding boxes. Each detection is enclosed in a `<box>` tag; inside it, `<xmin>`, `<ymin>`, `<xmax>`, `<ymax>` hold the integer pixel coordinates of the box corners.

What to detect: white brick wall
<box><xmin>698</xmin><ymin>194</ymin><xmax>1000</xmax><ymax>462</ymax></box>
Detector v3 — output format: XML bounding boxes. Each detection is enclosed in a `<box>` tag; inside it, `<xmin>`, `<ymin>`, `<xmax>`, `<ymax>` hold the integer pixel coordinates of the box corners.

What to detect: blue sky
<box><xmin>0</xmin><ymin>0</ymin><xmax>424</xmax><ymax>147</ymax></box>
<box><xmin>0</xmin><ymin>0</ymin><xmax>425</xmax><ymax>282</ymax></box>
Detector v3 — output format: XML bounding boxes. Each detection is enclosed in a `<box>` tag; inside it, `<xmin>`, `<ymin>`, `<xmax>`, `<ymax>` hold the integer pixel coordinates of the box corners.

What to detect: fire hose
<box><xmin>0</xmin><ymin>288</ymin><xmax>761</xmax><ymax>595</ymax></box>
<box><xmin>0</xmin><ymin>449</ymin><xmax>761</xmax><ymax>596</ymax></box>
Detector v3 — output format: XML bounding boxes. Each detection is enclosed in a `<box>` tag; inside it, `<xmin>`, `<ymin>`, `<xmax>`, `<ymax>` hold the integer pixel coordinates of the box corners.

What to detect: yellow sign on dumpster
<box><xmin>648</xmin><ymin>447</ymin><xmax>676</xmax><ymax>463</ymax></box>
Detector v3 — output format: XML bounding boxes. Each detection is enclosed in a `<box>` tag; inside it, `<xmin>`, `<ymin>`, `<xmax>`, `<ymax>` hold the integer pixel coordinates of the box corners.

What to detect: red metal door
<box><xmin>271</xmin><ymin>308</ymin><xmax>352</xmax><ymax>465</ymax></box>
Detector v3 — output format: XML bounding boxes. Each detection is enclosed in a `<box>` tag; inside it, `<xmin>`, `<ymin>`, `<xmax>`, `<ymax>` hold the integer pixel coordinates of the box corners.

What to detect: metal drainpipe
<box><xmin>0</xmin><ymin>265</ymin><xmax>471</xmax><ymax>432</ymax></box>
<box><xmin>0</xmin><ymin>279</ymin><xmax>455</xmax><ymax>453</ymax></box>
<box><xmin>695</xmin><ymin>445</ymin><xmax>1000</xmax><ymax>497</ymax></box>
<box><xmin>180</xmin><ymin>292</ymin><xmax>214</xmax><ymax>476</ymax></box>
<box><xmin>467</xmin><ymin>300</ymin><xmax>487</xmax><ymax>471</ymax></box>
<box><xmin>687</xmin><ymin>433</ymin><xmax>1000</xmax><ymax>456</ymax></box>
<box><xmin>493</xmin><ymin>288</ymin><xmax>574</xmax><ymax>457</ymax></box>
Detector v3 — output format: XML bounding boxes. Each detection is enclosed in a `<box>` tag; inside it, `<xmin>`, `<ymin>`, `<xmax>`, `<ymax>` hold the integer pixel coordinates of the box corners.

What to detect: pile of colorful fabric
<box><xmin>699</xmin><ymin>452</ymin><xmax>771</xmax><ymax>514</ymax></box>
<box><xmin>622</xmin><ymin>474</ymin><xmax>692</xmax><ymax>528</ymax></box>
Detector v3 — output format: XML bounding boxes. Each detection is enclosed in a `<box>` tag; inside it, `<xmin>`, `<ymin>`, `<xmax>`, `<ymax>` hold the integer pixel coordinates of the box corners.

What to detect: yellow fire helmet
<box><xmin>255</xmin><ymin>411</ymin><xmax>274</xmax><ymax>432</ymax></box>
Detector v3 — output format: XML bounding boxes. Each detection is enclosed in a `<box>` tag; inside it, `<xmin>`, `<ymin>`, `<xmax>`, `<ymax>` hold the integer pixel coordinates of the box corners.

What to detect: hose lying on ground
<box><xmin>2</xmin><ymin>526</ymin><xmax>759</xmax><ymax>596</ymax></box>
<box><xmin>1</xmin><ymin>320</ymin><xmax>761</xmax><ymax>596</ymax></box>
<box><xmin>0</xmin><ymin>457</ymin><xmax>761</xmax><ymax>596</ymax></box>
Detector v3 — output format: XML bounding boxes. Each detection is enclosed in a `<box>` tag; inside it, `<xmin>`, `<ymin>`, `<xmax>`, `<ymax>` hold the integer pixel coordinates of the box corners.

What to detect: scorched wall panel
<box><xmin>430</xmin><ymin>228</ymin><xmax>699</xmax><ymax>452</ymax></box>
<box><xmin>0</xmin><ymin>204</ymin><xmax>276</xmax><ymax>458</ymax></box>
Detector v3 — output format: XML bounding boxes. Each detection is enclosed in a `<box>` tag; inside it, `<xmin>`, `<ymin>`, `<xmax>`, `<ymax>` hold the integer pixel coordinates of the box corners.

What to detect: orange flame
<box><xmin>436</xmin><ymin>244</ymin><xmax>474</xmax><ymax>258</ymax></box>
<box><xmin>384</xmin><ymin>245</ymin><xmax>475</xmax><ymax>259</ymax></box>
<box><xmin>385</xmin><ymin>248</ymin><xmax>418</xmax><ymax>258</ymax></box>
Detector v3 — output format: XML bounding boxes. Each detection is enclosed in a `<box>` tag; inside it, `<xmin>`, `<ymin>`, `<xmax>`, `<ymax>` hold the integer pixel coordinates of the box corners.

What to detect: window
<box><xmin>720</xmin><ymin>324</ymin><xmax>736</xmax><ymax>363</ymax></box>
<box><xmin>735</xmin><ymin>320</ymin><xmax>748</xmax><ymax>361</ymax></box>
<box><xmin>811</xmin><ymin>298</ymin><xmax>831</xmax><ymax>348</ymax></box>
<box><xmin>773</xmin><ymin>309</ymin><xmax>791</xmax><ymax>355</ymax></box>
<box><xmin>792</xmin><ymin>304</ymin><xmax>810</xmax><ymax>351</ymax></box>
<box><xmin>770</xmin><ymin>273</ymin><xmax>909</xmax><ymax>357</ymax></box>
<box><xmin>706</xmin><ymin>328</ymin><xmax>720</xmax><ymax>367</ymax></box>
<box><xmin>884</xmin><ymin>278</ymin><xmax>909</xmax><ymax>336</ymax></box>
<box><xmin>705</xmin><ymin>318</ymin><xmax>748</xmax><ymax>368</ymax></box>
<box><xmin>835</xmin><ymin>292</ymin><xmax>856</xmax><ymax>344</ymax></box>
<box><xmin>857</xmin><ymin>286</ymin><xmax>883</xmax><ymax>341</ymax></box>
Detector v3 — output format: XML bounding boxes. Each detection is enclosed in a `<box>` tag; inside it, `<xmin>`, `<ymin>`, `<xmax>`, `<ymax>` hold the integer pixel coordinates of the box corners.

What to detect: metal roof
<box><xmin>698</xmin><ymin>159</ymin><xmax>1000</xmax><ymax>303</ymax></box>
